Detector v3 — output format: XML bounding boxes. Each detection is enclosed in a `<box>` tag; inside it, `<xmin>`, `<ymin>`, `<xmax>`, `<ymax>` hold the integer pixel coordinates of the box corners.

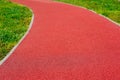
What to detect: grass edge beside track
<box><xmin>0</xmin><ymin>0</ymin><xmax>32</xmax><ymax>60</ymax></box>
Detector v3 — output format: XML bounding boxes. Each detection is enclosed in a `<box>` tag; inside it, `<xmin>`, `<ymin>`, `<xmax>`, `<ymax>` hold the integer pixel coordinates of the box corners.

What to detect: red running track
<box><xmin>0</xmin><ymin>0</ymin><xmax>120</xmax><ymax>80</ymax></box>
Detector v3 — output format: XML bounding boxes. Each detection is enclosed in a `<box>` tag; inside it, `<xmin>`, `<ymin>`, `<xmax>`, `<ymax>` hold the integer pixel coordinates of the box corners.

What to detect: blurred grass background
<box><xmin>0</xmin><ymin>0</ymin><xmax>32</xmax><ymax>60</ymax></box>
<box><xmin>56</xmin><ymin>0</ymin><xmax>120</xmax><ymax>24</ymax></box>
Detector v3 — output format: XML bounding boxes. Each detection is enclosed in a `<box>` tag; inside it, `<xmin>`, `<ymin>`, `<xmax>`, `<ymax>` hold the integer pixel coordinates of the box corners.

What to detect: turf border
<box><xmin>53</xmin><ymin>1</ymin><xmax>120</xmax><ymax>26</ymax></box>
<box><xmin>0</xmin><ymin>9</ymin><xmax>34</xmax><ymax>66</ymax></box>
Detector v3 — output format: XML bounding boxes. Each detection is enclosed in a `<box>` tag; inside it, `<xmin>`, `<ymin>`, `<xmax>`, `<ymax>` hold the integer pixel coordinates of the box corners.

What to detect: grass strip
<box><xmin>0</xmin><ymin>0</ymin><xmax>32</xmax><ymax>60</ymax></box>
<box><xmin>56</xmin><ymin>0</ymin><xmax>120</xmax><ymax>24</ymax></box>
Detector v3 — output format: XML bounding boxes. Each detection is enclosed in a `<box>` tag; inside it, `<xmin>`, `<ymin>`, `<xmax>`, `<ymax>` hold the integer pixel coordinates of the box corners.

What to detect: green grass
<box><xmin>0</xmin><ymin>0</ymin><xmax>32</xmax><ymax>60</ymax></box>
<box><xmin>56</xmin><ymin>0</ymin><xmax>120</xmax><ymax>24</ymax></box>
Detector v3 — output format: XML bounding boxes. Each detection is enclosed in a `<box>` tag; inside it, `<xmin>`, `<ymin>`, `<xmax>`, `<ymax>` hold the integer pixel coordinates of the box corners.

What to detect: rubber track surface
<box><xmin>0</xmin><ymin>0</ymin><xmax>120</xmax><ymax>80</ymax></box>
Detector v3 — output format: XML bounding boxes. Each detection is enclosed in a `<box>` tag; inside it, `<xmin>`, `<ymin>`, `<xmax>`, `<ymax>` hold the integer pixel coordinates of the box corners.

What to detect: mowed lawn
<box><xmin>0</xmin><ymin>0</ymin><xmax>32</xmax><ymax>60</ymax></box>
<box><xmin>56</xmin><ymin>0</ymin><xmax>120</xmax><ymax>24</ymax></box>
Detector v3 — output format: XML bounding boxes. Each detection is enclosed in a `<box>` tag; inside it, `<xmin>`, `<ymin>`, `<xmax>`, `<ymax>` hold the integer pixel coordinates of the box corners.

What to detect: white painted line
<box><xmin>53</xmin><ymin>1</ymin><xmax>120</xmax><ymax>26</ymax></box>
<box><xmin>0</xmin><ymin>9</ymin><xmax>34</xmax><ymax>66</ymax></box>
<box><xmin>89</xmin><ymin>10</ymin><xmax>120</xmax><ymax>26</ymax></box>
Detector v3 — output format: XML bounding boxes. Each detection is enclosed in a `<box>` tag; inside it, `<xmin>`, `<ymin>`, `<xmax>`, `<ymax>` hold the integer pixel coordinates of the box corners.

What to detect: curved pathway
<box><xmin>0</xmin><ymin>0</ymin><xmax>120</xmax><ymax>80</ymax></box>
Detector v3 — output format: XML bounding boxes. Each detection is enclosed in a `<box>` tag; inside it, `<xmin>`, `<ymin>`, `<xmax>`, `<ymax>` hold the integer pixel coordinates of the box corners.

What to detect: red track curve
<box><xmin>0</xmin><ymin>0</ymin><xmax>120</xmax><ymax>80</ymax></box>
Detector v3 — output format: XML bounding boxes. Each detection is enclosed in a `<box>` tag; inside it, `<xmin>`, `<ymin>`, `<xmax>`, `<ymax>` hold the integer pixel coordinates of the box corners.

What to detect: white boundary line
<box><xmin>0</xmin><ymin>9</ymin><xmax>34</xmax><ymax>66</ymax></box>
<box><xmin>53</xmin><ymin>1</ymin><xmax>120</xmax><ymax>26</ymax></box>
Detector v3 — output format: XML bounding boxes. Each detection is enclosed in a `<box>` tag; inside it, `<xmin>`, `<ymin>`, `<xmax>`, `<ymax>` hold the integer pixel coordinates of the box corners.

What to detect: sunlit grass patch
<box><xmin>0</xmin><ymin>0</ymin><xmax>32</xmax><ymax>60</ymax></box>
